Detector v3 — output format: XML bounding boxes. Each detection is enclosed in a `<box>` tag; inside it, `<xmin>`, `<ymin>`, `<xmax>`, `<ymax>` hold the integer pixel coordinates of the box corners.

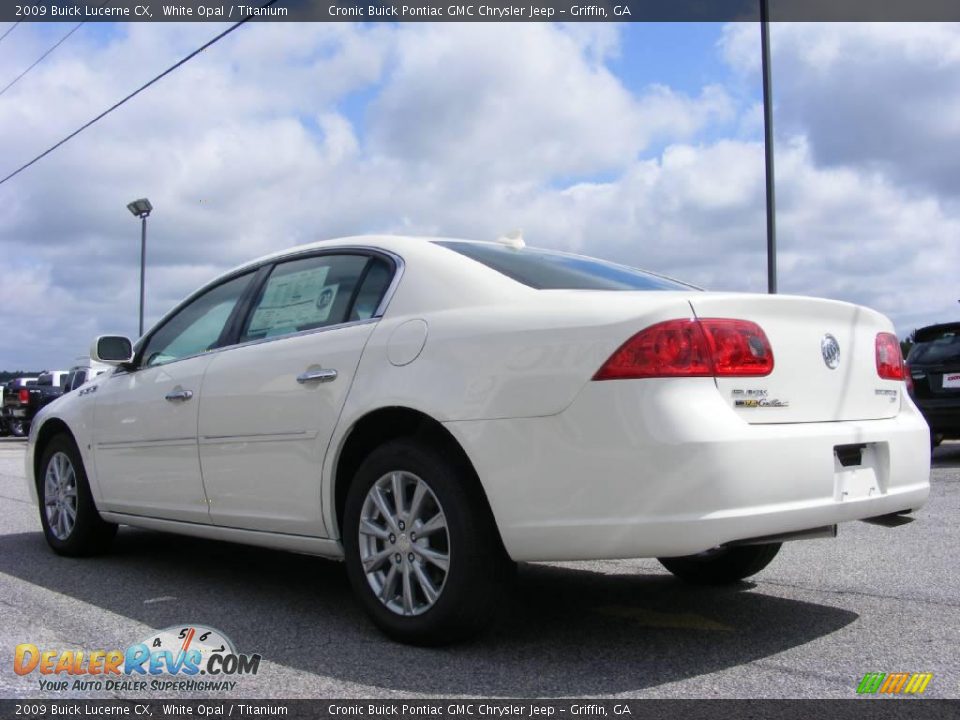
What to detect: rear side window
<box><xmin>908</xmin><ymin>328</ymin><xmax>960</xmax><ymax>364</ymax></box>
<box><xmin>240</xmin><ymin>254</ymin><xmax>372</xmax><ymax>342</ymax></box>
<box><xmin>436</xmin><ymin>241</ymin><xmax>694</xmax><ymax>291</ymax></box>
<box><xmin>351</xmin><ymin>258</ymin><xmax>394</xmax><ymax>321</ymax></box>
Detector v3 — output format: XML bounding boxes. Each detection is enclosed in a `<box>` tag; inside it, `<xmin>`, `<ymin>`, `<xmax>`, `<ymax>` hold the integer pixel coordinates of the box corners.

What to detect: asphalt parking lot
<box><xmin>1</xmin><ymin>436</ymin><xmax>957</xmax><ymax>700</ymax></box>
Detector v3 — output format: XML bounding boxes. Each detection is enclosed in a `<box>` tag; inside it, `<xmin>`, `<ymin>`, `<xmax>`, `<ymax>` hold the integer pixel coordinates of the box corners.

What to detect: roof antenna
<box><xmin>496</xmin><ymin>229</ymin><xmax>525</xmax><ymax>249</ymax></box>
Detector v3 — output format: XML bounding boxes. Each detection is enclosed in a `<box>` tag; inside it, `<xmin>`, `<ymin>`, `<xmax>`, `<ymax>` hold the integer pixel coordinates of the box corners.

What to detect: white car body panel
<box><xmin>92</xmin><ymin>354</ymin><xmax>214</xmax><ymax>523</ymax></box>
<box><xmin>26</xmin><ymin>235</ymin><xmax>930</xmax><ymax>563</ymax></box>
<box><xmin>444</xmin><ymin>380</ymin><xmax>929</xmax><ymax>561</ymax></box>
<box><xmin>198</xmin><ymin>321</ymin><xmax>376</xmax><ymax>535</ymax></box>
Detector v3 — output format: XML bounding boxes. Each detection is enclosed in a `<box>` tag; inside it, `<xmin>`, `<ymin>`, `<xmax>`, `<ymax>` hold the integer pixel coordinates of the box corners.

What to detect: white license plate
<box><xmin>944</xmin><ymin>373</ymin><xmax>960</xmax><ymax>389</ymax></box>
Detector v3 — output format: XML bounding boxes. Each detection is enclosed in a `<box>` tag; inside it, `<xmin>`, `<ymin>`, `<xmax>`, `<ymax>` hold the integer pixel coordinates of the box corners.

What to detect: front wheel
<box><xmin>38</xmin><ymin>434</ymin><xmax>116</xmax><ymax>556</ymax></box>
<box><xmin>658</xmin><ymin>543</ymin><xmax>781</xmax><ymax>585</ymax></box>
<box><xmin>343</xmin><ymin>439</ymin><xmax>510</xmax><ymax>645</ymax></box>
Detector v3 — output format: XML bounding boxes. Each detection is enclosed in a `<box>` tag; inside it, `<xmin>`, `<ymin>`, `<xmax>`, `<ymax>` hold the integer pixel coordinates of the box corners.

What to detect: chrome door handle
<box><xmin>164</xmin><ymin>389</ymin><xmax>194</xmax><ymax>402</ymax></box>
<box><xmin>297</xmin><ymin>369</ymin><xmax>338</xmax><ymax>384</ymax></box>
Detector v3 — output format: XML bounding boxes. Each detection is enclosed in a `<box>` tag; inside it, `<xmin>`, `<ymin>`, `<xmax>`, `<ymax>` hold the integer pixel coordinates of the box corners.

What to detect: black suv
<box><xmin>907</xmin><ymin>322</ymin><xmax>960</xmax><ymax>449</ymax></box>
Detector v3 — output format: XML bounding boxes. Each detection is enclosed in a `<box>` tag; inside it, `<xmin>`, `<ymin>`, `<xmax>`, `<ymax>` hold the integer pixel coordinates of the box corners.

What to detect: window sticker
<box><xmin>248</xmin><ymin>267</ymin><xmax>340</xmax><ymax>337</ymax></box>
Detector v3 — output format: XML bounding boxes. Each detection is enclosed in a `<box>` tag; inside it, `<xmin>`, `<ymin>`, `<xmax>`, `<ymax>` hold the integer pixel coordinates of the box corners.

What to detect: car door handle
<box><xmin>296</xmin><ymin>369</ymin><xmax>338</xmax><ymax>384</ymax></box>
<box><xmin>164</xmin><ymin>389</ymin><xmax>194</xmax><ymax>402</ymax></box>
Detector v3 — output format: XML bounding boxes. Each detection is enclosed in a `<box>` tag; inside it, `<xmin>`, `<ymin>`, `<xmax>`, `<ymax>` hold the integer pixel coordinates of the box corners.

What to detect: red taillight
<box><xmin>876</xmin><ymin>332</ymin><xmax>906</xmax><ymax>381</ymax></box>
<box><xmin>18</xmin><ymin>388</ymin><xmax>29</xmax><ymax>404</ymax></box>
<box><xmin>593</xmin><ymin>318</ymin><xmax>774</xmax><ymax>380</ymax></box>
<box><xmin>700</xmin><ymin>319</ymin><xmax>775</xmax><ymax>376</ymax></box>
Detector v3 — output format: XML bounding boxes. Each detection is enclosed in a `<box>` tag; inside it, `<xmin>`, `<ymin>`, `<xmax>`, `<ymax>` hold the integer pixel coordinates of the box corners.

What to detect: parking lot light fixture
<box><xmin>126</xmin><ymin>198</ymin><xmax>152</xmax><ymax>338</ymax></box>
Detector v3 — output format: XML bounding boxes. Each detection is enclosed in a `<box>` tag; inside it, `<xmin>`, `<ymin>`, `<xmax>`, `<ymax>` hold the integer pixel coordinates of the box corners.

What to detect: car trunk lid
<box><xmin>688</xmin><ymin>294</ymin><xmax>902</xmax><ymax>424</ymax></box>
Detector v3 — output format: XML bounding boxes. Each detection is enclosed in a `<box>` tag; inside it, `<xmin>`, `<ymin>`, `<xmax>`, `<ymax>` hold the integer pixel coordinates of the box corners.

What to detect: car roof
<box><xmin>914</xmin><ymin>322</ymin><xmax>960</xmax><ymax>342</ymax></box>
<box><xmin>226</xmin><ymin>235</ymin><xmax>489</xmax><ymax>276</ymax></box>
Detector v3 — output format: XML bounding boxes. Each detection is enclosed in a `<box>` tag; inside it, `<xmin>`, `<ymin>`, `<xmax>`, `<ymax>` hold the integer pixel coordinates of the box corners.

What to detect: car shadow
<box><xmin>0</xmin><ymin>529</ymin><xmax>858</xmax><ymax>696</ymax></box>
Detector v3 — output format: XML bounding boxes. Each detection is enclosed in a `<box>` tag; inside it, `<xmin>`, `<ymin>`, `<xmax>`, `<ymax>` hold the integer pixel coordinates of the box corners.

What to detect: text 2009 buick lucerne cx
<box><xmin>26</xmin><ymin>235</ymin><xmax>930</xmax><ymax>644</ymax></box>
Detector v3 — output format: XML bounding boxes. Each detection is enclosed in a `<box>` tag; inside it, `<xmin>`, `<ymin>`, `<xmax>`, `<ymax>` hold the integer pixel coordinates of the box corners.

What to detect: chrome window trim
<box><xmin>125</xmin><ymin>318</ymin><xmax>380</xmax><ymax>373</ymax></box>
<box><xmin>124</xmin><ymin>246</ymin><xmax>404</xmax><ymax>375</ymax></box>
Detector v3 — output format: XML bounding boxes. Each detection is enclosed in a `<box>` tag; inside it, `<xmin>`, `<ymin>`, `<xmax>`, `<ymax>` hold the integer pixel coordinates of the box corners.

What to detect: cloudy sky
<box><xmin>0</xmin><ymin>21</ymin><xmax>958</xmax><ymax>370</ymax></box>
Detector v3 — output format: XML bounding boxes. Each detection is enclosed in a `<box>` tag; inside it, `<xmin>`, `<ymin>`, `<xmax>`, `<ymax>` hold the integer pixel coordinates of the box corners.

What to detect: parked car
<box><xmin>0</xmin><ymin>383</ymin><xmax>8</xmax><ymax>437</ymax></box>
<box><xmin>2</xmin><ymin>377</ymin><xmax>38</xmax><ymax>437</ymax></box>
<box><xmin>906</xmin><ymin>322</ymin><xmax>960</xmax><ymax>449</ymax></box>
<box><xmin>63</xmin><ymin>363</ymin><xmax>111</xmax><ymax>393</ymax></box>
<box><xmin>5</xmin><ymin>371</ymin><xmax>67</xmax><ymax>437</ymax></box>
<box><xmin>26</xmin><ymin>235</ymin><xmax>929</xmax><ymax>644</ymax></box>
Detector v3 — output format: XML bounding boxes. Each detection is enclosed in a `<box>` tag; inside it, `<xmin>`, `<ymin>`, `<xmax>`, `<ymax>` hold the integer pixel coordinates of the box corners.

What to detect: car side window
<box><xmin>141</xmin><ymin>272</ymin><xmax>254</xmax><ymax>368</ymax></box>
<box><xmin>240</xmin><ymin>254</ymin><xmax>371</xmax><ymax>343</ymax></box>
<box><xmin>350</xmin><ymin>257</ymin><xmax>394</xmax><ymax>321</ymax></box>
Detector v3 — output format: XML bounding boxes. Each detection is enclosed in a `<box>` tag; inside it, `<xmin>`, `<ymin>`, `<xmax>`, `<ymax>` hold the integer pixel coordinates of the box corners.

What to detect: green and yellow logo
<box><xmin>857</xmin><ymin>672</ymin><xmax>933</xmax><ymax>695</ymax></box>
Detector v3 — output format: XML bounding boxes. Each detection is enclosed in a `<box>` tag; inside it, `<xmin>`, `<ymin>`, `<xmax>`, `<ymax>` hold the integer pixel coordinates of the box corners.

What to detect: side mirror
<box><xmin>91</xmin><ymin>335</ymin><xmax>134</xmax><ymax>365</ymax></box>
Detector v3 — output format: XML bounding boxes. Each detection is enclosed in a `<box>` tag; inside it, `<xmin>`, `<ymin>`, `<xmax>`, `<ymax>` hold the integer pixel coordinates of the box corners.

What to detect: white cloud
<box><xmin>368</xmin><ymin>23</ymin><xmax>733</xmax><ymax>182</ymax></box>
<box><xmin>0</xmin><ymin>22</ymin><xmax>958</xmax><ymax>370</ymax></box>
<box><xmin>721</xmin><ymin>22</ymin><xmax>960</xmax><ymax>196</ymax></box>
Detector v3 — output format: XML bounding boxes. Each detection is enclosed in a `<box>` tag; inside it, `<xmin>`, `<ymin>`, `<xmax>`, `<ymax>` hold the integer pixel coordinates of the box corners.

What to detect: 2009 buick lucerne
<box><xmin>27</xmin><ymin>235</ymin><xmax>930</xmax><ymax>644</ymax></box>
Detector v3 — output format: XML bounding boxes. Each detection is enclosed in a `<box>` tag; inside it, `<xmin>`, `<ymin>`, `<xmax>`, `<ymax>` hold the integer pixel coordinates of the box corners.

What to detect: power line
<box><xmin>0</xmin><ymin>1</ymin><xmax>277</xmax><ymax>188</ymax></box>
<box><xmin>0</xmin><ymin>21</ymin><xmax>21</xmax><ymax>46</ymax></box>
<box><xmin>0</xmin><ymin>22</ymin><xmax>86</xmax><ymax>99</ymax></box>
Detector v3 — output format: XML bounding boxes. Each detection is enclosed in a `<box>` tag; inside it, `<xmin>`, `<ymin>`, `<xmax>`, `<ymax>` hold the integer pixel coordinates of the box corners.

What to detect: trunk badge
<box><xmin>821</xmin><ymin>334</ymin><xmax>841</xmax><ymax>369</ymax></box>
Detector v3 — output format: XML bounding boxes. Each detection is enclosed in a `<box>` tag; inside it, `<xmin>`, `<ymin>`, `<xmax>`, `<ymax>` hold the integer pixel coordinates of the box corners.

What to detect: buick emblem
<box><xmin>821</xmin><ymin>334</ymin><xmax>841</xmax><ymax>369</ymax></box>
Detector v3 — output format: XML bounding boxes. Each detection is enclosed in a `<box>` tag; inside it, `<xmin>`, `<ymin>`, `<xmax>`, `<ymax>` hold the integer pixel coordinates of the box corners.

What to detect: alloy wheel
<box><xmin>358</xmin><ymin>471</ymin><xmax>450</xmax><ymax>616</ymax></box>
<box><xmin>44</xmin><ymin>451</ymin><xmax>78</xmax><ymax>540</ymax></box>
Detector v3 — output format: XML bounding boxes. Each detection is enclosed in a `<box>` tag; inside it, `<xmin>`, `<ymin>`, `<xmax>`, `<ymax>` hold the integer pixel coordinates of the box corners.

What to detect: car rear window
<box><xmin>436</xmin><ymin>241</ymin><xmax>695</xmax><ymax>291</ymax></box>
<box><xmin>908</xmin><ymin>327</ymin><xmax>960</xmax><ymax>365</ymax></box>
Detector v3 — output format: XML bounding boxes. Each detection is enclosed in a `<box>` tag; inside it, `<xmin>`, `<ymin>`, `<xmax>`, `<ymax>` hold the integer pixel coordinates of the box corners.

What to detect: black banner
<box><xmin>4</xmin><ymin>700</ymin><xmax>960</xmax><ymax>720</ymax></box>
<box><xmin>4</xmin><ymin>0</ymin><xmax>960</xmax><ymax>23</ymax></box>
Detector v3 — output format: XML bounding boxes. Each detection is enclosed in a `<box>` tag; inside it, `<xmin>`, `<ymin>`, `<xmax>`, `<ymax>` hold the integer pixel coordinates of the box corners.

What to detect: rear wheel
<box><xmin>10</xmin><ymin>419</ymin><xmax>28</xmax><ymax>437</ymax></box>
<box><xmin>38</xmin><ymin>434</ymin><xmax>116</xmax><ymax>556</ymax></box>
<box><xmin>343</xmin><ymin>438</ymin><xmax>510</xmax><ymax>645</ymax></box>
<box><xmin>658</xmin><ymin>543</ymin><xmax>781</xmax><ymax>585</ymax></box>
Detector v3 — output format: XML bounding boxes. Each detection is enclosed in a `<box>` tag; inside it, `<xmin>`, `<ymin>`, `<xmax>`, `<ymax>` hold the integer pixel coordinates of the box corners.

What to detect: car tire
<box><xmin>10</xmin><ymin>420</ymin><xmax>27</xmax><ymax>437</ymax></box>
<box><xmin>343</xmin><ymin>438</ymin><xmax>510</xmax><ymax>646</ymax></box>
<box><xmin>658</xmin><ymin>543</ymin><xmax>781</xmax><ymax>585</ymax></box>
<box><xmin>37</xmin><ymin>434</ymin><xmax>117</xmax><ymax>556</ymax></box>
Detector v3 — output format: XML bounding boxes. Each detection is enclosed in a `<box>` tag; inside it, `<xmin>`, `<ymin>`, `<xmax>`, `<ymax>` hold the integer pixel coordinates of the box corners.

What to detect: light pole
<box><xmin>760</xmin><ymin>0</ymin><xmax>777</xmax><ymax>294</ymax></box>
<box><xmin>126</xmin><ymin>198</ymin><xmax>153</xmax><ymax>337</ymax></box>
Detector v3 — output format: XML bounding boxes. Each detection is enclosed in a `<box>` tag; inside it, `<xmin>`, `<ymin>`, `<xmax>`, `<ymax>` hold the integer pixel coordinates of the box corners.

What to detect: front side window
<box><xmin>240</xmin><ymin>254</ymin><xmax>373</xmax><ymax>343</ymax></box>
<box><xmin>142</xmin><ymin>272</ymin><xmax>254</xmax><ymax>368</ymax></box>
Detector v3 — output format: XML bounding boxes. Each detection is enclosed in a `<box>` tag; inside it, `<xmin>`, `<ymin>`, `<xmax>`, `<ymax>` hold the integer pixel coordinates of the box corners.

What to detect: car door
<box><xmin>198</xmin><ymin>252</ymin><xmax>396</xmax><ymax>536</ymax></box>
<box><xmin>93</xmin><ymin>271</ymin><xmax>256</xmax><ymax>522</ymax></box>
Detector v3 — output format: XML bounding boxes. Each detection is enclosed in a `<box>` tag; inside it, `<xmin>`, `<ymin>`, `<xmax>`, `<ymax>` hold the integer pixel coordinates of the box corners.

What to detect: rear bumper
<box><xmin>445</xmin><ymin>378</ymin><xmax>931</xmax><ymax>562</ymax></box>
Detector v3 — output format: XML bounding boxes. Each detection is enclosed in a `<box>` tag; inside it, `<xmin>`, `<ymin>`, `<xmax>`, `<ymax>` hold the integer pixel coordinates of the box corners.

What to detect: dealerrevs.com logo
<box><xmin>14</xmin><ymin>625</ymin><xmax>261</xmax><ymax>693</ymax></box>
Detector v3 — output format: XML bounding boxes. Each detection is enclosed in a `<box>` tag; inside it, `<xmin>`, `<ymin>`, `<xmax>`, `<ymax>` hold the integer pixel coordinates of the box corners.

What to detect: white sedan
<box><xmin>26</xmin><ymin>235</ymin><xmax>930</xmax><ymax>644</ymax></box>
